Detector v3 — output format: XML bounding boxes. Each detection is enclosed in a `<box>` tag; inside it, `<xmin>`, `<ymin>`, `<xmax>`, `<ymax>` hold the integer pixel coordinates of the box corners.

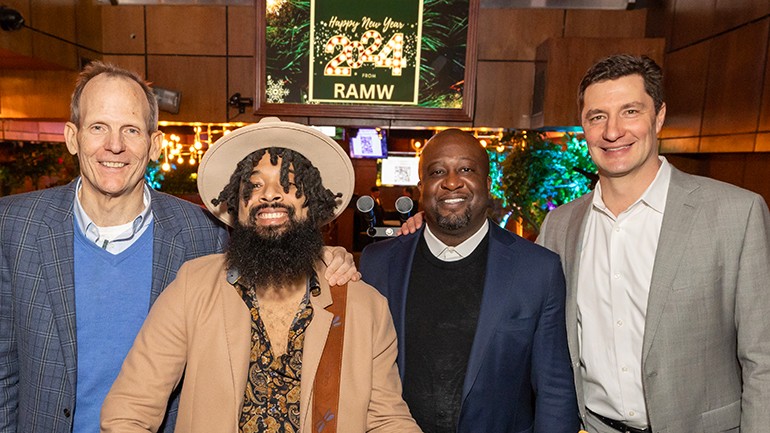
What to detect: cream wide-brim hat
<box><xmin>197</xmin><ymin>117</ymin><xmax>354</xmax><ymax>227</ymax></box>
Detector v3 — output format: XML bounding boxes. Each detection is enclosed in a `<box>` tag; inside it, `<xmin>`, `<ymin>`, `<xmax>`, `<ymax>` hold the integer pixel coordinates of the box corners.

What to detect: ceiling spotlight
<box><xmin>0</xmin><ymin>7</ymin><xmax>24</xmax><ymax>32</ymax></box>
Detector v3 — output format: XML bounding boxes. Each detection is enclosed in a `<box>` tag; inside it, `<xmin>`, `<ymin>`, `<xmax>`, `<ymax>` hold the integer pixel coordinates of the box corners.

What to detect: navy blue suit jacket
<box><xmin>360</xmin><ymin>222</ymin><xmax>579</xmax><ymax>433</ymax></box>
<box><xmin>0</xmin><ymin>179</ymin><xmax>229</xmax><ymax>433</ymax></box>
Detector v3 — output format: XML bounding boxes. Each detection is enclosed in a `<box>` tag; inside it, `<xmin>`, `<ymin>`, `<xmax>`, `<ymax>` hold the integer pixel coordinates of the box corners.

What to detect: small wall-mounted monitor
<box><xmin>311</xmin><ymin>125</ymin><xmax>339</xmax><ymax>138</ymax></box>
<box><xmin>379</xmin><ymin>155</ymin><xmax>420</xmax><ymax>186</ymax></box>
<box><xmin>349</xmin><ymin>128</ymin><xmax>387</xmax><ymax>159</ymax></box>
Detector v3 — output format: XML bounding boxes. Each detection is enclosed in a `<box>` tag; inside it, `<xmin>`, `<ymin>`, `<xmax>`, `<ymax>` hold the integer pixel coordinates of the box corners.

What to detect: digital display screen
<box><xmin>349</xmin><ymin>128</ymin><xmax>387</xmax><ymax>159</ymax></box>
<box><xmin>379</xmin><ymin>155</ymin><xmax>419</xmax><ymax>186</ymax></box>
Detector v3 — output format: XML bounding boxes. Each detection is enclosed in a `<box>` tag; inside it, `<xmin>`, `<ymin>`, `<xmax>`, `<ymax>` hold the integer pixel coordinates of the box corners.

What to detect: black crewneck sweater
<box><xmin>402</xmin><ymin>232</ymin><xmax>489</xmax><ymax>433</ymax></box>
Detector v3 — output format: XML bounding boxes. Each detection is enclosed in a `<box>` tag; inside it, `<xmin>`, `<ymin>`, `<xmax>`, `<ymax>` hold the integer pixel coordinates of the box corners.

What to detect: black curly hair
<box><xmin>211</xmin><ymin>147</ymin><xmax>342</xmax><ymax>225</ymax></box>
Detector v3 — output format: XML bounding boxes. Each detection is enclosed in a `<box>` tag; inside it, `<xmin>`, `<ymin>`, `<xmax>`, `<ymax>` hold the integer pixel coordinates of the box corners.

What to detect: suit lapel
<box><xmin>149</xmin><ymin>191</ymin><xmax>184</xmax><ymax>305</ymax></box>
<box><xmin>564</xmin><ymin>195</ymin><xmax>591</xmax><ymax>362</ymax></box>
<box><xmin>564</xmin><ymin>195</ymin><xmax>591</xmax><ymax>295</ymax></box>
<box><xmin>562</xmin><ymin>194</ymin><xmax>592</xmax><ymax>417</ymax></box>
<box><xmin>221</xmin><ymin>275</ymin><xmax>252</xmax><ymax>421</ymax></box>
<box><xmin>389</xmin><ymin>231</ymin><xmax>421</xmax><ymax>375</ymax></box>
<box><xmin>461</xmin><ymin>224</ymin><xmax>514</xmax><ymax>403</ymax></box>
<box><xmin>642</xmin><ymin>168</ymin><xmax>700</xmax><ymax>362</ymax></box>
<box><xmin>40</xmin><ymin>182</ymin><xmax>78</xmax><ymax>391</ymax></box>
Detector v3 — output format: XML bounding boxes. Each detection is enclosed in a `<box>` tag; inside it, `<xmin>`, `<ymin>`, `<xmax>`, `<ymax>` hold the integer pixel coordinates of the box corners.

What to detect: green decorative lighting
<box><xmin>488</xmin><ymin>130</ymin><xmax>596</xmax><ymax>236</ymax></box>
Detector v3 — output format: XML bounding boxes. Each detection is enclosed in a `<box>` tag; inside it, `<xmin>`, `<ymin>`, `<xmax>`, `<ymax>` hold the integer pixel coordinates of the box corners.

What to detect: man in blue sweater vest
<box><xmin>360</xmin><ymin>129</ymin><xmax>579</xmax><ymax>433</ymax></box>
<box><xmin>0</xmin><ymin>62</ymin><xmax>357</xmax><ymax>433</ymax></box>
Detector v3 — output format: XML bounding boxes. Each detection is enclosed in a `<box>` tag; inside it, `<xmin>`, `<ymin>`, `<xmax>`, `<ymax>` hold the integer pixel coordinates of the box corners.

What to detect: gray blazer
<box><xmin>0</xmin><ymin>179</ymin><xmax>229</xmax><ymax>433</ymax></box>
<box><xmin>537</xmin><ymin>166</ymin><xmax>770</xmax><ymax>433</ymax></box>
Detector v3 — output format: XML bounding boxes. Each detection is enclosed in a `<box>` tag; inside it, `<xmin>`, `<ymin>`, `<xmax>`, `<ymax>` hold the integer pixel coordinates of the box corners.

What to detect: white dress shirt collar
<box><xmin>593</xmin><ymin>156</ymin><xmax>672</xmax><ymax>217</ymax></box>
<box><xmin>73</xmin><ymin>178</ymin><xmax>153</xmax><ymax>254</ymax></box>
<box><xmin>424</xmin><ymin>219</ymin><xmax>489</xmax><ymax>262</ymax></box>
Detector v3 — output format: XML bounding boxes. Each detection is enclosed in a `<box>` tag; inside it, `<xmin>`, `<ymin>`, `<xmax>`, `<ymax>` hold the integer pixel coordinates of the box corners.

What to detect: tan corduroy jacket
<box><xmin>101</xmin><ymin>254</ymin><xmax>421</xmax><ymax>433</ymax></box>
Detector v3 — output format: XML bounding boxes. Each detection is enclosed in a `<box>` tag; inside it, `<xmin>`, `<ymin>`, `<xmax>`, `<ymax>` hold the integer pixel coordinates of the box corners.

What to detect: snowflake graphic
<box><xmin>266</xmin><ymin>75</ymin><xmax>290</xmax><ymax>103</ymax></box>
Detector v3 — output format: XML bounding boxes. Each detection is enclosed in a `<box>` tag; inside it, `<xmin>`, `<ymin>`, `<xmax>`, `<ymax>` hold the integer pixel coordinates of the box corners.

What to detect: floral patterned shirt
<box><xmin>238</xmin><ymin>284</ymin><xmax>314</xmax><ymax>433</ymax></box>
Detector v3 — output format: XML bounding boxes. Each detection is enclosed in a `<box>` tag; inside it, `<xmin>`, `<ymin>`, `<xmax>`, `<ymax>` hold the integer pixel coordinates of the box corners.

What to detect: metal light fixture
<box><xmin>0</xmin><ymin>6</ymin><xmax>24</xmax><ymax>31</ymax></box>
<box><xmin>228</xmin><ymin>93</ymin><xmax>254</xmax><ymax>114</ymax></box>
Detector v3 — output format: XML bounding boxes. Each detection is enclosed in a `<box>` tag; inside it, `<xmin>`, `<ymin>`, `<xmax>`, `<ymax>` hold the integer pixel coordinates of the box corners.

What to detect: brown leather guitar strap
<box><xmin>312</xmin><ymin>283</ymin><xmax>348</xmax><ymax>433</ymax></box>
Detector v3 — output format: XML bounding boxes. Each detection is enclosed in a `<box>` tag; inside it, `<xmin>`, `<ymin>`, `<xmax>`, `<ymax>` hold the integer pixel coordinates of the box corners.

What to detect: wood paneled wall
<box><xmin>532</xmin><ymin>37</ymin><xmax>665</xmax><ymax>127</ymax></box>
<box><xmin>0</xmin><ymin>2</ymin><xmax>256</xmax><ymax>122</ymax></box>
<box><xmin>473</xmin><ymin>8</ymin><xmax>650</xmax><ymax>128</ymax></box>
<box><xmin>658</xmin><ymin>0</ymin><xmax>770</xmax><ymax>154</ymax></box>
<box><xmin>0</xmin><ymin>3</ymin><xmax>652</xmax><ymax>127</ymax></box>
<box><xmin>3</xmin><ymin>2</ymin><xmax>768</xmax><ymax>156</ymax></box>
<box><xmin>653</xmin><ymin>0</ymin><xmax>770</xmax><ymax>204</ymax></box>
<box><xmin>0</xmin><ymin>70</ymin><xmax>76</xmax><ymax>120</ymax></box>
<box><xmin>1</xmin><ymin>2</ymin><xmax>768</xmax><ymax>225</ymax></box>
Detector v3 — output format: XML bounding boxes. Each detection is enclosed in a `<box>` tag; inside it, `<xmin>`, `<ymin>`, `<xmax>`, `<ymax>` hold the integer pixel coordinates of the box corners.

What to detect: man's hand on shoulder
<box><xmin>398</xmin><ymin>211</ymin><xmax>424</xmax><ymax>236</ymax></box>
<box><xmin>322</xmin><ymin>246</ymin><xmax>361</xmax><ymax>286</ymax></box>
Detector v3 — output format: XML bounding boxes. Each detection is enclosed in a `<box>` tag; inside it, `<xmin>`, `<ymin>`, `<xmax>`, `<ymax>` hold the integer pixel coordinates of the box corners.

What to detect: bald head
<box><xmin>419</xmin><ymin>129</ymin><xmax>490</xmax><ymax>180</ymax></box>
<box><xmin>418</xmin><ymin>128</ymin><xmax>491</xmax><ymax>246</ymax></box>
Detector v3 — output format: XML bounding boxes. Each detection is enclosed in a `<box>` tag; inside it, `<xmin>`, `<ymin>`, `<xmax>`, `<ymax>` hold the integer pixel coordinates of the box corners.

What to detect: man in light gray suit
<box><xmin>537</xmin><ymin>54</ymin><xmax>770</xmax><ymax>432</ymax></box>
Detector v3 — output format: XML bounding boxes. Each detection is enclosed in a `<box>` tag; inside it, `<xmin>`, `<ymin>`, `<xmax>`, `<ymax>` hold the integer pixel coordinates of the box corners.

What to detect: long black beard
<box><xmin>226</xmin><ymin>205</ymin><xmax>324</xmax><ymax>289</ymax></box>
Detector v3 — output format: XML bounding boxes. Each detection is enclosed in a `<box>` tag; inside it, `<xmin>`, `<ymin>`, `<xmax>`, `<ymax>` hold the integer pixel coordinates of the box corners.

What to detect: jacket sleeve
<box><xmin>359</xmin><ymin>245</ymin><xmax>378</xmax><ymax>285</ymax></box>
<box><xmin>359</xmin><ymin>243</ymin><xmax>388</xmax><ymax>295</ymax></box>
<box><xmin>100</xmin><ymin>265</ymin><xmax>191</xmax><ymax>433</ymax></box>
<box><xmin>0</xmin><ymin>247</ymin><xmax>18</xmax><ymax>433</ymax></box>
<box><xmin>215</xmin><ymin>225</ymin><xmax>229</xmax><ymax>254</ymax></box>
<box><xmin>536</xmin><ymin>210</ymin><xmax>560</xmax><ymax>252</ymax></box>
<box><xmin>366</xmin><ymin>296</ymin><xmax>422</xmax><ymax>433</ymax></box>
<box><xmin>535</xmin><ymin>212</ymin><xmax>551</xmax><ymax>247</ymax></box>
<box><xmin>736</xmin><ymin>195</ymin><xmax>770</xmax><ymax>432</ymax></box>
<box><xmin>531</xmin><ymin>257</ymin><xmax>580</xmax><ymax>433</ymax></box>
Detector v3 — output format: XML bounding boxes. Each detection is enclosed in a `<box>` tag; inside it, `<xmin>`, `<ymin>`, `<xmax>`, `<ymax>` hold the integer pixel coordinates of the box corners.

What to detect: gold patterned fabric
<box><xmin>238</xmin><ymin>286</ymin><xmax>313</xmax><ymax>433</ymax></box>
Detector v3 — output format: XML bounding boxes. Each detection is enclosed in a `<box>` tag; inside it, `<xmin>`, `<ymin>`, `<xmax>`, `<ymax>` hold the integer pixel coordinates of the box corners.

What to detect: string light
<box><xmin>158</xmin><ymin>123</ymin><xmax>245</xmax><ymax>172</ymax></box>
<box><xmin>266</xmin><ymin>0</ymin><xmax>286</xmax><ymax>15</ymax></box>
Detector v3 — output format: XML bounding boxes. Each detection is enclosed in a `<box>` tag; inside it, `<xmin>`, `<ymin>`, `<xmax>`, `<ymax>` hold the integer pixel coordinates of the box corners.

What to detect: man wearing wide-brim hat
<box><xmin>101</xmin><ymin>117</ymin><xmax>422</xmax><ymax>433</ymax></box>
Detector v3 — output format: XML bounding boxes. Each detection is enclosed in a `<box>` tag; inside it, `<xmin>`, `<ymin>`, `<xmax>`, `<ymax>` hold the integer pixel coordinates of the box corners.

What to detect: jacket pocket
<box><xmin>701</xmin><ymin>400</ymin><xmax>740</xmax><ymax>433</ymax></box>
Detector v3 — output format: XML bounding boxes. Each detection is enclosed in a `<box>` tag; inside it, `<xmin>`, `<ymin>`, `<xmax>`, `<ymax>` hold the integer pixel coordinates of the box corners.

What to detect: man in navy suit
<box><xmin>360</xmin><ymin>129</ymin><xmax>579</xmax><ymax>433</ymax></box>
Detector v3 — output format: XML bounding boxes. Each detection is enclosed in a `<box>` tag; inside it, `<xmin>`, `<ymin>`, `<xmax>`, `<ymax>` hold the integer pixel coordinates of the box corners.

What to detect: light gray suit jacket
<box><xmin>537</xmin><ymin>166</ymin><xmax>770</xmax><ymax>433</ymax></box>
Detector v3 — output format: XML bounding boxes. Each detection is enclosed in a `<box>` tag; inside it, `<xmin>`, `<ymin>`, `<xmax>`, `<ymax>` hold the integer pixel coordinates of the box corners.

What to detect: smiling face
<box><xmin>581</xmin><ymin>74</ymin><xmax>666</xmax><ymax>184</ymax></box>
<box><xmin>237</xmin><ymin>153</ymin><xmax>309</xmax><ymax>235</ymax></box>
<box><xmin>419</xmin><ymin>130</ymin><xmax>490</xmax><ymax>246</ymax></box>
<box><xmin>64</xmin><ymin>74</ymin><xmax>161</xmax><ymax>204</ymax></box>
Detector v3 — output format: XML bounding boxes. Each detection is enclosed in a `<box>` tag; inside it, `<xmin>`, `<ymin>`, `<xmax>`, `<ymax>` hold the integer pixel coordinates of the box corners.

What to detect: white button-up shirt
<box><xmin>577</xmin><ymin>157</ymin><xmax>671</xmax><ymax>429</ymax></box>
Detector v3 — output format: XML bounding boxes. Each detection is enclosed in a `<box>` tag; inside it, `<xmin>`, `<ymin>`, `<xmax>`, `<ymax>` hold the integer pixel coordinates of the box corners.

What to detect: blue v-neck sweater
<box><xmin>72</xmin><ymin>223</ymin><xmax>153</xmax><ymax>433</ymax></box>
